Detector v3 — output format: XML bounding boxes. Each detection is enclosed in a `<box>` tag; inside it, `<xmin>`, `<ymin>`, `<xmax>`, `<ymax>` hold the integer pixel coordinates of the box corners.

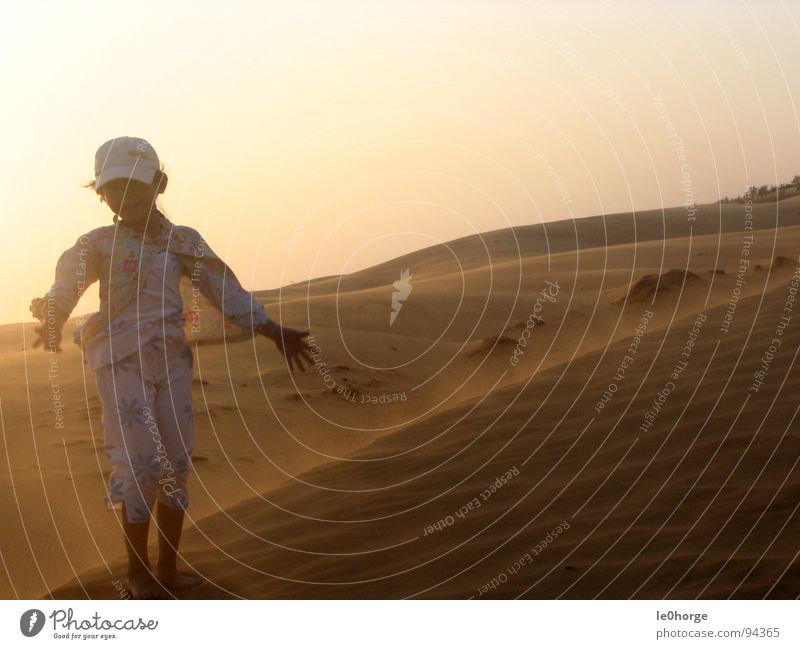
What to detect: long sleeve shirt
<box><xmin>31</xmin><ymin>211</ymin><xmax>270</xmax><ymax>368</ymax></box>
<box><xmin>84</xmin><ymin>246</ymin><xmax>185</xmax><ymax>369</ymax></box>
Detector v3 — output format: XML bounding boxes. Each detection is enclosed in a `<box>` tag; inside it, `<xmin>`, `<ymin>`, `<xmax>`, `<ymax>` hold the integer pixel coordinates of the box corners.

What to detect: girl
<box><xmin>30</xmin><ymin>136</ymin><xmax>313</xmax><ymax>599</ymax></box>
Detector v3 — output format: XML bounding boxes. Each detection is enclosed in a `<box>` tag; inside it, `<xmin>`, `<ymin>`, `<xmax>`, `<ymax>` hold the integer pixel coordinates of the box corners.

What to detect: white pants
<box><xmin>95</xmin><ymin>334</ymin><xmax>195</xmax><ymax>523</ymax></box>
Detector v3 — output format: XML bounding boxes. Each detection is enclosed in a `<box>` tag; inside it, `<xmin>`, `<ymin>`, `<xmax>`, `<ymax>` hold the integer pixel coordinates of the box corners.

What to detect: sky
<box><xmin>2</xmin><ymin>0</ymin><xmax>799</xmax><ymax>324</ymax></box>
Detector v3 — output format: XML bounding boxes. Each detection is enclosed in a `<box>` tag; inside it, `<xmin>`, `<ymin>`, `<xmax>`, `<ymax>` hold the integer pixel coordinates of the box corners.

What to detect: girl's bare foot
<box><xmin>157</xmin><ymin>567</ymin><xmax>205</xmax><ymax>591</ymax></box>
<box><xmin>126</xmin><ymin>571</ymin><xmax>168</xmax><ymax>600</ymax></box>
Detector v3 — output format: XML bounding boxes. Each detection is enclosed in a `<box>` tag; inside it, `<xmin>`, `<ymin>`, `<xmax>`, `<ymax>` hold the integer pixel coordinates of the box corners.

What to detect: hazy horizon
<box><xmin>3</xmin><ymin>0</ymin><xmax>799</xmax><ymax>325</ymax></box>
<box><xmin>1</xmin><ymin>192</ymin><xmax>787</xmax><ymax>328</ymax></box>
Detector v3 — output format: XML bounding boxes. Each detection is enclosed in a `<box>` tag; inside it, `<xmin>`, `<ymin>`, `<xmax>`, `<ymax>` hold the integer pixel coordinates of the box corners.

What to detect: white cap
<box><xmin>93</xmin><ymin>136</ymin><xmax>160</xmax><ymax>190</ymax></box>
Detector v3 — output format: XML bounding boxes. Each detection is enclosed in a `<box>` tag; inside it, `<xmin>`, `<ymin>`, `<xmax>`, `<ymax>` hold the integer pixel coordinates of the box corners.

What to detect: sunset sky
<box><xmin>2</xmin><ymin>0</ymin><xmax>799</xmax><ymax>324</ymax></box>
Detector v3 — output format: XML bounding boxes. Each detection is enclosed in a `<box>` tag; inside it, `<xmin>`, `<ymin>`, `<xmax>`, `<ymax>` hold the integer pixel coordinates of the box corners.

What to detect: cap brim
<box><xmin>94</xmin><ymin>164</ymin><xmax>157</xmax><ymax>190</ymax></box>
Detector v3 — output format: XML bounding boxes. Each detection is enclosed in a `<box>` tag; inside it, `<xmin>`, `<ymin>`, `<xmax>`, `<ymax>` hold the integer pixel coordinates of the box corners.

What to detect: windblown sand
<box><xmin>2</xmin><ymin>198</ymin><xmax>800</xmax><ymax>598</ymax></box>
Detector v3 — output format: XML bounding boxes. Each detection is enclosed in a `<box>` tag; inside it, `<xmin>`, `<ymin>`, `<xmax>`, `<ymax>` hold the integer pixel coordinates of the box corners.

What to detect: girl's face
<box><xmin>99</xmin><ymin>177</ymin><xmax>162</xmax><ymax>224</ymax></box>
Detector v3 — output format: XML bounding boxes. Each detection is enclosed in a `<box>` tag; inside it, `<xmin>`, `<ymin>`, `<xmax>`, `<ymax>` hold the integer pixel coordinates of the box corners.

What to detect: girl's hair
<box><xmin>84</xmin><ymin>167</ymin><xmax>170</xmax><ymax>223</ymax></box>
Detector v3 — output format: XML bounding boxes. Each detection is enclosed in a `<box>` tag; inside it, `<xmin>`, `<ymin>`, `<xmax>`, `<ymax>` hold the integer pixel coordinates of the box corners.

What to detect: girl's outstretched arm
<box><xmin>30</xmin><ymin>234</ymin><xmax>99</xmax><ymax>351</ymax></box>
<box><xmin>190</xmin><ymin>231</ymin><xmax>313</xmax><ymax>372</ymax></box>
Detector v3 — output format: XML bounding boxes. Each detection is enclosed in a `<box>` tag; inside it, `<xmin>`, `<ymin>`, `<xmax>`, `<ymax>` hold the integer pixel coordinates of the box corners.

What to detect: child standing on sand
<box><xmin>30</xmin><ymin>136</ymin><xmax>312</xmax><ymax>599</ymax></box>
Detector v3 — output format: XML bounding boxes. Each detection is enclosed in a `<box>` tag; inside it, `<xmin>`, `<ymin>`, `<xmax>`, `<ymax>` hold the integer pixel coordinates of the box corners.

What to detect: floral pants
<box><xmin>94</xmin><ymin>334</ymin><xmax>195</xmax><ymax>523</ymax></box>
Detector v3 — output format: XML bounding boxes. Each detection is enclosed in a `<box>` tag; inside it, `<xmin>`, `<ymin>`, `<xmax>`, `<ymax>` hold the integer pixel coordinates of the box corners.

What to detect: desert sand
<box><xmin>2</xmin><ymin>197</ymin><xmax>800</xmax><ymax>599</ymax></box>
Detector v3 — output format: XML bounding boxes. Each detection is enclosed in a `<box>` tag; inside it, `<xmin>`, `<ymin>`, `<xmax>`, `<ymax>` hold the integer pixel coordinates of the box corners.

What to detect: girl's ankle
<box><xmin>127</xmin><ymin>564</ymin><xmax>153</xmax><ymax>578</ymax></box>
<box><xmin>156</xmin><ymin>560</ymin><xmax>177</xmax><ymax>574</ymax></box>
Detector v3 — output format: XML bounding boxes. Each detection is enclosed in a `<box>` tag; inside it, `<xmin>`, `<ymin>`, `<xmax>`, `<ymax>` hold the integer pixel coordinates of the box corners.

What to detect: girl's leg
<box><xmin>152</xmin><ymin>336</ymin><xmax>203</xmax><ymax>590</ymax></box>
<box><xmin>96</xmin><ymin>357</ymin><xmax>166</xmax><ymax>599</ymax></box>
<box><xmin>156</xmin><ymin>501</ymin><xmax>202</xmax><ymax>589</ymax></box>
<box><xmin>121</xmin><ymin>505</ymin><xmax>167</xmax><ymax>599</ymax></box>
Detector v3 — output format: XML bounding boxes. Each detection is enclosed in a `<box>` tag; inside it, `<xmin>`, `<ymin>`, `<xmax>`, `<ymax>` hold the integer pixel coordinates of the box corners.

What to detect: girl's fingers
<box><xmin>279</xmin><ymin>336</ymin><xmax>316</xmax><ymax>373</ymax></box>
<box><xmin>292</xmin><ymin>351</ymin><xmax>310</xmax><ymax>373</ymax></box>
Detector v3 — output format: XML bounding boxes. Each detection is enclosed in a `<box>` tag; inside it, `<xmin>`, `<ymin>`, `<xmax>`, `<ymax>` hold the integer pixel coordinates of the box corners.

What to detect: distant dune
<box><xmin>3</xmin><ymin>197</ymin><xmax>799</xmax><ymax>598</ymax></box>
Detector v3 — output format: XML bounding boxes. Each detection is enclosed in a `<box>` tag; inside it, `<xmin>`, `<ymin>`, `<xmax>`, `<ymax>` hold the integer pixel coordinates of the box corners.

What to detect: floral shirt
<box><xmin>31</xmin><ymin>212</ymin><xmax>270</xmax><ymax>364</ymax></box>
<box><xmin>84</xmin><ymin>246</ymin><xmax>185</xmax><ymax>370</ymax></box>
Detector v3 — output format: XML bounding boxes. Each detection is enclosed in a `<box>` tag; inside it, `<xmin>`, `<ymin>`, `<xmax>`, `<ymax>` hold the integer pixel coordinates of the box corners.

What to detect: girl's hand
<box><xmin>29</xmin><ymin>301</ymin><xmax>69</xmax><ymax>352</ymax></box>
<box><xmin>257</xmin><ymin>321</ymin><xmax>314</xmax><ymax>374</ymax></box>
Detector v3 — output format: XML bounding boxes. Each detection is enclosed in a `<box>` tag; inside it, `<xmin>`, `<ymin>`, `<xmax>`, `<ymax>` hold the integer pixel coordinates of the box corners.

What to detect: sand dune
<box><xmin>2</xmin><ymin>197</ymin><xmax>799</xmax><ymax>598</ymax></box>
